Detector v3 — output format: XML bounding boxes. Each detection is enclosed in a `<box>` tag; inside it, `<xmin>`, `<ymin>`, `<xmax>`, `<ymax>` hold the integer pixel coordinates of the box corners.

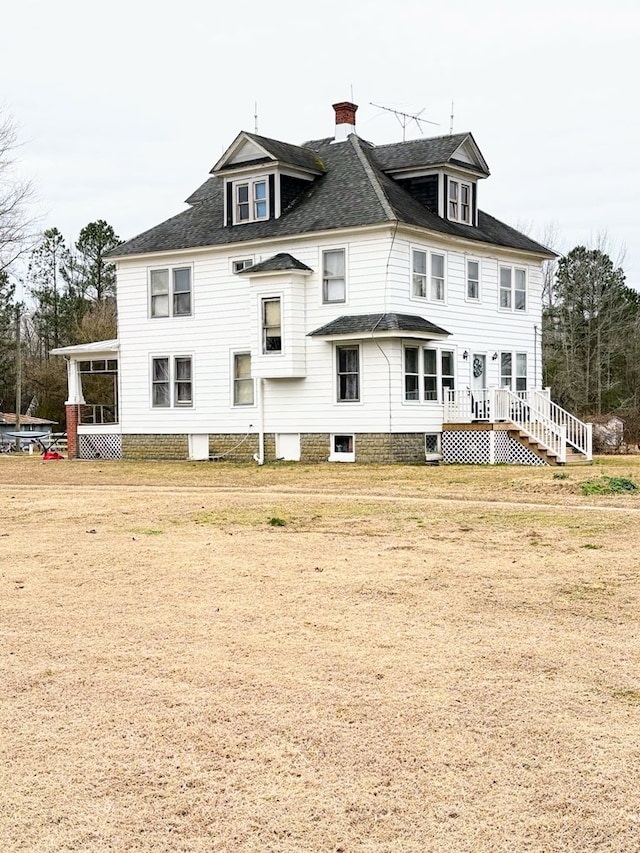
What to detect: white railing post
<box><xmin>586</xmin><ymin>422</ymin><xmax>593</xmax><ymax>462</ymax></box>
<box><xmin>559</xmin><ymin>424</ymin><xmax>567</xmax><ymax>464</ymax></box>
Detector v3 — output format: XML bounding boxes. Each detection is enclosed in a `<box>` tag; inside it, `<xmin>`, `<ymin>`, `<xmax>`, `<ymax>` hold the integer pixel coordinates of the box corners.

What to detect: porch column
<box><xmin>65</xmin><ymin>403</ymin><xmax>80</xmax><ymax>459</ymax></box>
<box><xmin>64</xmin><ymin>360</ymin><xmax>84</xmax><ymax>459</ymax></box>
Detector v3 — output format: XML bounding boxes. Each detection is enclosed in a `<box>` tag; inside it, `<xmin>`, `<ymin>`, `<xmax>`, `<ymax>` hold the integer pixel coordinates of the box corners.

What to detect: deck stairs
<box><xmin>444</xmin><ymin>388</ymin><xmax>592</xmax><ymax>465</ymax></box>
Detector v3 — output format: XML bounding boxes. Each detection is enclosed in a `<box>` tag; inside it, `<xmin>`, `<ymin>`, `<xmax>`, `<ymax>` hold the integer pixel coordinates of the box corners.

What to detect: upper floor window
<box><xmin>412</xmin><ymin>249</ymin><xmax>445</xmax><ymax>302</ymax></box>
<box><xmin>404</xmin><ymin>347</ymin><xmax>455</xmax><ymax>403</ymax></box>
<box><xmin>448</xmin><ymin>180</ymin><xmax>472</xmax><ymax>224</ymax></box>
<box><xmin>232</xmin><ymin>258</ymin><xmax>254</xmax><ymax>274</ymax></box>
<box><xmin>336</xmin><ymin>345</ymin><xmax>359</xmax><ymax>402</ymax></box>
<box><xmin>235</xmin><ymin>178</ymin><xmax>268</xmax><ymax>223</ymax></box>
<box><xmin>150</xmin><ymin>267</ymin><xmax>192</xmax><ymax>318</ymax></box>
<box><xmin>466</xmin><ymin>259</ymin><xmax>480</xmax><ymax>301</ymax></box>
<box><xmin>500</xmin><ymin>266</ymin><xmax>527</xmax><ymax>311</ymax></box>
<box><xmin>233</xmin><ymin>353</ymin><xmax>254</xmax><ymax>405</ymax></box>
<box><xmin>262</xmin><ymin>297</ymin><xmax>282</xmax><ymax>353</ymax></box>
<box><xmin>322</xmin><ymin>249</ymin><xmax>346</xmax><ymax>303</ymax></box>
<box><xmin>151</xmin><ymin>356</ymin><xmax>193</xmax><ymax>407</ymax></box>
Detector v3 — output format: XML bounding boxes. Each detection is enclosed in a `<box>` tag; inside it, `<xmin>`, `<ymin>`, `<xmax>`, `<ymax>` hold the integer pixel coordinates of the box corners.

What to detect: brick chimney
<box><xmin>332</xmin><ymin>101</ymin><xmax>358</xmax><ymax>143</ymax></box>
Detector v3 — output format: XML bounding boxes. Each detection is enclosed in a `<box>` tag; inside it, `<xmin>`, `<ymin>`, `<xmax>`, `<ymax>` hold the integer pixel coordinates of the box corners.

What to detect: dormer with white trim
<box><xmin>373</xmin><ymin>132</ymin><xmax>490</xmax><ymax>228</ymax></box>
<box><xmin>210</xmin><ymin>132</ymin><xmax>325</xmax><ymax>227</ymax></box>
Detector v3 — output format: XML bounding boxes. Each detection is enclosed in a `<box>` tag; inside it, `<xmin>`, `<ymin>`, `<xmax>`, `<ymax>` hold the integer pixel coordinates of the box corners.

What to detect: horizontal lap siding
<box><xmin>114</xmin><ymin>227</ymin><xmax>543</xmax><ymax>440</ymax></box>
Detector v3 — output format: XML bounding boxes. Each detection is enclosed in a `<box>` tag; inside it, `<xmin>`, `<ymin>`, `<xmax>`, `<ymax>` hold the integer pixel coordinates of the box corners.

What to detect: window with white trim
<box><xmin>330</xmin><ymin>434</ymin><xmax>355</xmax><ymax>462</ymax></box>
<box><xmin>262</xmin><ymin>297</ymin><xmax>282</xmax><ymax>353</ymax></box>
<box><xmin>322</xmin><ymin>249</ymin><xmax>346</xmax><ymax>303</ymax></box>
<box><xmin>151</xmin><ymin>356</ymin><xmax>193</xmax><ymax>407</ymax></box>
<box><xmin>499</xmin><ymin>266</ymin><xmax>527</xmax><ymax>311</ymax></box>
<box><xmin>232</xmin><ymin>258</ymin><xmax>254</xmax><ymax>274</ymax></box>
<box><xmin>411</xmin><ymin>249</ymin><xmax>445</xmax><ymax>302</ymax></box>
<box><xmin>500</xmin><ymin>352</ymin><xmax>528</xmax><ymax>391</ymax></box>
<box><xmin>235</xmin><ymin>178</ymin><xmax>268</xmax><ymax>223</ymax></box>
<box><xmin>404</xmin><ymin>346</ymin><xmax>455</xmax><ymax>403</ymax></box>
<box><xmin>448</xmin><ymin>180</ymin><xmax>472</xmax><ymax>224</ymax></box>
<box><xmin>336</xmin><ymin>345</ymin><xmax>359</xmax><ymax>402</ymax></box>
<box><xmin>466</xmin><ymin>259</ymin><xmax>480</xmax><ymax>300</ymax></box>
<box><xmin>149</xmin><ymin>267</ymin><xmax>192</xmax><ymax>318</ymax></box>
<box><xmin>233</xmin><ymin>353</ymin><xmax>254</xmax><ymax>405</ymax></box>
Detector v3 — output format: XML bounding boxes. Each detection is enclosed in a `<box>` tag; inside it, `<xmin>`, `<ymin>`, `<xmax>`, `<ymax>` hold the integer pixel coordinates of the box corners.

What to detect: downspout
<box><xmin>253</xmin><ymin>378</ymin><xmax>265</xmax><ymax>465</ymax></box>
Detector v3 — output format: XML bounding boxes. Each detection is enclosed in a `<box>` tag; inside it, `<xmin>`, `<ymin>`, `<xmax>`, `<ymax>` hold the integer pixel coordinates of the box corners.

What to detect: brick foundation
<box><xmin>119</xmin><ymin>432</ymin><xmax>429</xmax><ymax>464</ymax></box>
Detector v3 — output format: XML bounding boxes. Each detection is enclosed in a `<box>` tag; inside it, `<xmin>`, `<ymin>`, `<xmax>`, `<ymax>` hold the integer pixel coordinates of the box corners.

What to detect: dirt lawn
<box><xmin>1</xmin><ymin>456</ymin><xmax>640</xmax><ymax>852</ymax></box>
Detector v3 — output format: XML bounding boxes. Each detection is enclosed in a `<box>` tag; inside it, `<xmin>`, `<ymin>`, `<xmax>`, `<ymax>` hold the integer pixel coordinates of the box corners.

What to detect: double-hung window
<box><xmin>235</xmin><ymin>178</ymin><xmax>268</xmax><ymax>223</ymax></box>
<box><xmin>151</xmin><ymin>356</ymin><xmax>193</xmax><ymax>407</ymax></box>
<box><xmin>466</xmin><ymin>259</ymin><xmax>480</xmax><ymax>300</ymax></box>
<box><xmin>404</xmin><ymin>347</ymin><xmax>455</xmax><ymax>403</ymax></box>
<box><xmin>150</xmin><ymin>267</ymin><xmax>192</xmax><ymax>318</ymax></box>
<box><xmin>499</xmin><ymin>266</ymin><xmax>527</xmax><ymax>311</ymax></box>
<box><xmin>500</xmin><ymin>352</ymin><xmax>528</xmax><ymax>391</ymax></box>
<box><xmin>448</xmin><ymin>180</ymin><xmax>472</xmax><ymax>224</ymax></box>
<box><xmin>336</xmin><ymin>345</ymin><xmax>359</xmax><ymax>402</ymax></box>
<box><xmin>322</xmin><ymin>249</ymin><xmax>346</xmax><ymax>303</ymax></box>
<box><xmin>233</xmin><ymin>353</ymin><xmax>254</xmax><ymax>405</ymax></box>
<box><xmin>262</xmin><ymin>297</ymin><xmax>282</xmax><ymax>353</ymax></box>
<box><xmin>412</xmin><ymin>250</ymin><xmax>445</xmax><ymax>302</ymax></box>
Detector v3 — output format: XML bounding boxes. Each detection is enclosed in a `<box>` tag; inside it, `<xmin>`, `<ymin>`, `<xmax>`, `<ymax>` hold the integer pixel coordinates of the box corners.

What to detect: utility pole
<box><xmin>14</xmin><ymin>304</ymin><xmax>21</xmax><ymax>452</ymax></box>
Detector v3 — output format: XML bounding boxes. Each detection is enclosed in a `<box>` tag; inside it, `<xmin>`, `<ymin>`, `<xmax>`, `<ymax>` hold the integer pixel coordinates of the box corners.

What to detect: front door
<box><xmin>471</xmin><ymin>353</ymin><xmax>488</xmax><ymax>419</ymax></box>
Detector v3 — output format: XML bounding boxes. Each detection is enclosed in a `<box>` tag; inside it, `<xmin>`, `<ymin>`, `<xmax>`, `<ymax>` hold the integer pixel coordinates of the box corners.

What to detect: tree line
<box><xmin>542</xmin><ymin>244</ymin><xmax>640</xmax><ymax>438</ymax></box>
<box><xmin>1</xmin><ymin>221</ymin><xmax>120</xmax><ymax>427</ymax></box>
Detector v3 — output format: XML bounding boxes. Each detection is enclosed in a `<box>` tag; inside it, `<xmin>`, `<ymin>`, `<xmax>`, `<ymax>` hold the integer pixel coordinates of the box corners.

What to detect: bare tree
<box><xmin>0</xmin><ymin>108</ymin><xmax>35</xmax><ymax>272</ymax></box>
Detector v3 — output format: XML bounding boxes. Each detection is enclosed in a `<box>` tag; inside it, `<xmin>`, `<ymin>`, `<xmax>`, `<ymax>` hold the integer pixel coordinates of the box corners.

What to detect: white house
<box><xmin>52</xmin><ymin>102</ymin><xmax>592</xmax><ymax>465</ymax></box>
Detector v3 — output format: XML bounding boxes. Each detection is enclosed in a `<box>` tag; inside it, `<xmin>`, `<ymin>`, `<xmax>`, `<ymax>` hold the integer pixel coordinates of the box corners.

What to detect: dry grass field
<box><xmin>2</xmin><ymin>455</ymin><xmax>640</xmax><ymax>852</ymax></box>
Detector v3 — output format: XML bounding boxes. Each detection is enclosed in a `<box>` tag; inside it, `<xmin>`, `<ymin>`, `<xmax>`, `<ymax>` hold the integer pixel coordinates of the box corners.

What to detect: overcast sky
<box><xmin>4</xmin><ymin>0</ymin><xmax>640</xmax><ymax>288</ymax></box>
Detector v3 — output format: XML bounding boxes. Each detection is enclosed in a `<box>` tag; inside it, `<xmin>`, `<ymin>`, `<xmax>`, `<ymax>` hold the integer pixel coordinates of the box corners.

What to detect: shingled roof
<box><xmin>108</xmin><ymin>132</ymin><xmax>553</xmax><ymax>260</ymax></box>
<box><xmin>308</xmin><ymin>313</ymin><xmax>450</xmax><ymax>338</ymax></box>
<box><xmin>238</xmin><ymin>253</ymin><xmax>312</xmax><ymax>274</ymax></box>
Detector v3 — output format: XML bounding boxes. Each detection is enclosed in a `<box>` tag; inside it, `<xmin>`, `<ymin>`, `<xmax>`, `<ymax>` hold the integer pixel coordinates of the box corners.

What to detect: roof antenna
<box><xmin>254</xmin><ymin>100</ymin><xmax>258</xmax><ymax>134</ymax></box>
<box><xmin>350</xmin><ymin>83</ymin><xmax>354</xmax><ymax>102</ymax></box>
<box><xmin>449</xmin><ymin>101</ymin><xmax>454</xmax><ymax>135</ymax></box>
<box><xmin>370</xmin><ymin>102</ymin><xmax>439</xmax><ymax>142</ymax></box>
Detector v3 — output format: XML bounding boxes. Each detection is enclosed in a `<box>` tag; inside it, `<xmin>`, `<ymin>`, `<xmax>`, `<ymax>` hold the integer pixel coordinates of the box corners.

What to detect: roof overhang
<box><xmin>50</xmin><ymin>339</ymin><xmax>119</xmax><ymax>358</ymax></box>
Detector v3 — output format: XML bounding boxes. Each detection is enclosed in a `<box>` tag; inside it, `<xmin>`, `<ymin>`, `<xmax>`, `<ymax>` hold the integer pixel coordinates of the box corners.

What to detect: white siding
<box><xmin>113</xmin><ymin>224</ymin><xmax>545</xmax><ymax>437</ymax></box>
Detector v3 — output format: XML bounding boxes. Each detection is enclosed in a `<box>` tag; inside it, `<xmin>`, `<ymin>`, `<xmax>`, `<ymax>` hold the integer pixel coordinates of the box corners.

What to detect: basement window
<box><xmin>329</xmin><ymin>434</ymin><xmax>355</xmax><ymax>462</ymax></box>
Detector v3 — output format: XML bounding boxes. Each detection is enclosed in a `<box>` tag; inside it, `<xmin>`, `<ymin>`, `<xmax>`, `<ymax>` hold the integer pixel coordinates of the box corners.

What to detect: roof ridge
<box><xmin>374</xmin><ymin>132</ymin><xmax>469</xmax><ymax>150</ymax></box>
<box><xmin>350</xmin><ymin>136</ymin><xmax>396</xmax><ymax>222</ymax></box>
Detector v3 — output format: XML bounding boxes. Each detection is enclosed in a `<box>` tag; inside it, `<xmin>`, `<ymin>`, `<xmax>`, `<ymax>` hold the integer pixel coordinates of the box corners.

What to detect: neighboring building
<box><xmin>52</xmin><ymin>102</ymin><xmax>592</xmax><ymax>465</ymax></box>
<box><xmin>0</xmin><ymin>413</ymin><xmax>56</xmax><ymax>447</ymax></box>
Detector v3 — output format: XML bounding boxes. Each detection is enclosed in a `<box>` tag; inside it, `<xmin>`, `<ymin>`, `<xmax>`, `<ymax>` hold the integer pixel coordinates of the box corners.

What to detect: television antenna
<box><xmin>370</xmin><ymin>102</ymin><xmax>439</xmax><ymax>141</ymax></box>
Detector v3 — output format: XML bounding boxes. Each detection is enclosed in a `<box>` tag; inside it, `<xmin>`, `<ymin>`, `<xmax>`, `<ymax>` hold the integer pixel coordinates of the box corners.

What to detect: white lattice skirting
<box><xmin>78</xmin><ymin>434</ymin><xmax>122</xmax><ymax>459</ymax></box>
<box><xmin>442</xmin><ymin>430</ymin><xmax>547</xmax><ymax>466</ymax></box>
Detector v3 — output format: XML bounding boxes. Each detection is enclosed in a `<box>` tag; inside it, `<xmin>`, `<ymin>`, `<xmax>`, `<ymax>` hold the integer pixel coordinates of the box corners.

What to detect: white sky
<box><xmin>4</xmin><ymin>0</ymin><xmax>640</xmax><ymax>286</ymax></box>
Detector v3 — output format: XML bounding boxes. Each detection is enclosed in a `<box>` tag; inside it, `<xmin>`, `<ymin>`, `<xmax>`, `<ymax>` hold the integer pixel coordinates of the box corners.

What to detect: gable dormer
<box><xmin>211</xmin><ymin>132</ymin><xmax>325</xmax><ymax>227</ymax></box>
<box><xmin>373</xmin><ymin>132</ymin><xmax>490</xmax><ymax>228</ymax></box>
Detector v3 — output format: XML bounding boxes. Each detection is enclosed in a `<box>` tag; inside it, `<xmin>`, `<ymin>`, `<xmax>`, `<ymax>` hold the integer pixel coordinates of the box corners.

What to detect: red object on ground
<box><xmin>42</xmin><ymin>450</ymin><xmax>64</xmax><ymax>461</ymax></box>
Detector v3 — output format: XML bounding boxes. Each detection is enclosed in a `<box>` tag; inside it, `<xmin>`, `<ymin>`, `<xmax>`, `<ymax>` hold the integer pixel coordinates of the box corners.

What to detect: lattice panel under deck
<box><xmin>79</xmin><ymin>434</ymin><xmax>122</xmax><ymax>459</ymax></box>
<box><xmin>442</xmin><ymin>430</ymin><xmax>548</xmax><ymax>466</ymax></box>
<box><xmin>442</xmin><ymin>430</ymin><xmax>491</xmax><ymax>464</ymax></box>
<box><xmin>507</xmin><ymin>436</ymin><xmax>547</xmax><ymax>466</ymax></box>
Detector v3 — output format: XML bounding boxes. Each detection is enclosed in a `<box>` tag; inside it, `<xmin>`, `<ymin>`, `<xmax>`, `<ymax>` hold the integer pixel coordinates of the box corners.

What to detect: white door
<box><xmin>471</xmin><ymin>353</ymin><xmax>488</xmax><ymax>419</ymax></box>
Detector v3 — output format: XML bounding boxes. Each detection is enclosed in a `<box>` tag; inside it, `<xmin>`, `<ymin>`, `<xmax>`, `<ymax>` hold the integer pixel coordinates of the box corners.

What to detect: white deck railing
<box><xmin>444</xmin><ymin>388</ymin><xmax>592</xmax><ymax>462</ymax></box>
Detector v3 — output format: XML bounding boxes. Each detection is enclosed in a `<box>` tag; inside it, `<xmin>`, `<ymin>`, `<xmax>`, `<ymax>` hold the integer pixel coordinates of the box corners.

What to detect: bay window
<box><xmin>404</xmin><ymin>347</ymin><xmax>455</xmax><ymax>403</ymax></box>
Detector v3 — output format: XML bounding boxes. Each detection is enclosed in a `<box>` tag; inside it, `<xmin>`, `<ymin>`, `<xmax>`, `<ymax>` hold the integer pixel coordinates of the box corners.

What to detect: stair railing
<box><xmin>495</xmin><ymin>387</ymin><xmax>567</xmax><ymax>463</ymax></box>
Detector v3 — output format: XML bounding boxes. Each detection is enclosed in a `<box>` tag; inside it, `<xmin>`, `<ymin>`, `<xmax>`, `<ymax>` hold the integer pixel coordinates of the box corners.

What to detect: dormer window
<box><xmin>235</xmin><ymin>178</ymin><xmax>268</xmax><ymax>223</ymax></box>
<box><xmin>448</xmin><ymin>180</ymin><xmax>472</xmax><ymax>224</ymax></box>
